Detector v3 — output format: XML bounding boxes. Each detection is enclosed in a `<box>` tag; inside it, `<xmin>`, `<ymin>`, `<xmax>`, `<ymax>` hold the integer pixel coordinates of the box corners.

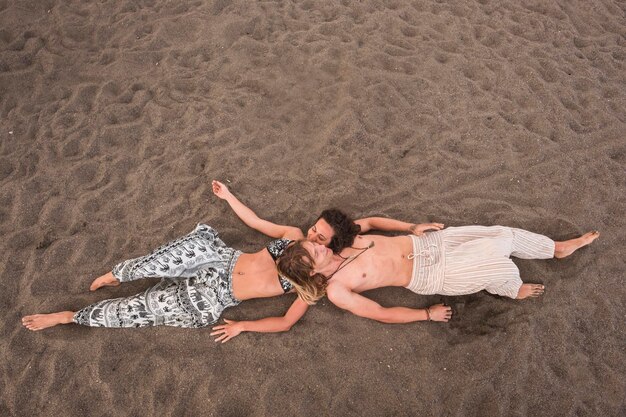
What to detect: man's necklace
<box><xmin>327</xmin><ymin>241</ymin><xmax>375</xmax><ymax>279</ymax></box>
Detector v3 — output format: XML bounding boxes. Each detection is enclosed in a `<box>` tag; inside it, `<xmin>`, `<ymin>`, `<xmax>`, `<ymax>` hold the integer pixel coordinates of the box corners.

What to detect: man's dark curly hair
<box><xmin>318</xmin><ymin>209</ymin><xmax>361</xmax><ymax>253</ymax></box>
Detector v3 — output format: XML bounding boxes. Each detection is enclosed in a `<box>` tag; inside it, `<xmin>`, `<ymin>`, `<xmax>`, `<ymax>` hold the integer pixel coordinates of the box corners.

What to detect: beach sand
<box><xmin>1</xmin><ymin>0</ymin><xmax>625</xmax><ymax>416</ymax></box>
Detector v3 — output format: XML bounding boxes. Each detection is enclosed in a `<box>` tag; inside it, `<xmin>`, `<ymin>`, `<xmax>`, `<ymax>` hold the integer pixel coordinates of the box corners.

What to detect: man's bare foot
<box><xmin>89</xmin><ymin>272</ymin><xmax>120</xmax><ymax>291</ymax></box>
<box><xmin>516</xmin><ymin>284</ymin><xmax>545</xmax><ymax>299</ymax></box>
<box><xmin>554</xmin><ymin>231</ymin><xmax>600</xmax><ymax>259</ymax></box>
<box><xmin>22</xmin><ymin>312</ymin><xmax>75</xmax><ymax>331</ymax></box>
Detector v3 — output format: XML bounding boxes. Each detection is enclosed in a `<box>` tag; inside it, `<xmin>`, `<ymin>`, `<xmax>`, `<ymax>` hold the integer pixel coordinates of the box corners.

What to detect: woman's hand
<box><xmin>211</xmin><ymin>319</ymin><xmax>244</xmax><ymax>343</ymax></box>
<box><xmin>212</xmin><ymin>180</ymin><xmax>233</xmax><ymax>200</ymax></box>
<box><xmin>426</xmin><ymin>304</ymin><xmax>452</xmax><ymax>322</ymax></box>
<box><xmin>408</xmin><ymin>222</ymin><xmax>445</xmax><ymax>236</ymax></box>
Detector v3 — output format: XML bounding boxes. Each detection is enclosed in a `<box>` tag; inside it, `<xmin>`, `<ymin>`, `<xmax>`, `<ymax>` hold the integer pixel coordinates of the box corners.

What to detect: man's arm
<box><xmin>210</xmin><ymin>297</ymin><xmax>310</xmax><ymax>343</ymax></box>
<box><xmin>355</xmin><ymin>217</ymin><xmax>444</xmax><ymax>236</ymax></box>
<box><xmin>327</xmin><ymin>284</ymin><xmax>451</xmax><ymax>323</ymax></box>
<box><xmin>212</xmin><ymin>180</ymin><xmax>303</xmax><ymax>240</ymax></box>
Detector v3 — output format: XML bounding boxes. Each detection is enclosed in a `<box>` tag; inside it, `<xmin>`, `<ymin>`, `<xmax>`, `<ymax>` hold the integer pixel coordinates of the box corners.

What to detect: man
<box><xmin>277</xmin><ymin>226</ymin><xmax>599</xmax><ymax>323</ymax></box>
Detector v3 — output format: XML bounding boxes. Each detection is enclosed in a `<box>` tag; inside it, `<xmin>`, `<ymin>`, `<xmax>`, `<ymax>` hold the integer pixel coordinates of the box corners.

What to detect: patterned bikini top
<box><xmin>266</xmin><ymin>238</ymin><xmax>294</xmax><ymax>293</ymax></box>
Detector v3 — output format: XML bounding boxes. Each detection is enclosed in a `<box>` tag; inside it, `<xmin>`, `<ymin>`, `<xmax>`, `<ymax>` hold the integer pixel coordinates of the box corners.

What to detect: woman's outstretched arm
<box><xmin>212</xmin><ymin>180</ymin><xmax>304</xmax><ymax>240</ymax></box>
<box><xmin>210</xmin><ymin>297</ymin><xmax>310</xmax><ymax>343</ymax></box>
<box><xmin>355</xmin><ymin>217</ymin><xmax>444</xmax><ymax>236</ymax></box>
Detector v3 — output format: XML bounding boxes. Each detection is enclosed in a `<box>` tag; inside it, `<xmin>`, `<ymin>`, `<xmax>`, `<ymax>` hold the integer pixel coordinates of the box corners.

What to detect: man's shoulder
<box><xmin>325</xmin><ymin>282</ymin><xmax>358</xmax><ymax>308</ymax></box>
<box><xmin>325</xmin><ymin>281</ymin><xmax>352</xmax><ymax>299</ymax></box>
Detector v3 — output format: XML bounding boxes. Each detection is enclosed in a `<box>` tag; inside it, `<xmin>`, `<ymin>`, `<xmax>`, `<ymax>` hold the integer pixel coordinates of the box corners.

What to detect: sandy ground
<box><xmin>1</xmin><ymin>0</ymin><xmax>625</xmax><ymax>416</ymax></box>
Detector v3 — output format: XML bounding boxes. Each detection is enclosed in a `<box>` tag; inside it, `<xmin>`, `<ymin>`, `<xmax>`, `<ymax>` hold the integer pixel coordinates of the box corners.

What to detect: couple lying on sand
<box><xmin>23</xmin><ymin>181</ymin><xmax>599</xmax><ymax>342</ymax></box>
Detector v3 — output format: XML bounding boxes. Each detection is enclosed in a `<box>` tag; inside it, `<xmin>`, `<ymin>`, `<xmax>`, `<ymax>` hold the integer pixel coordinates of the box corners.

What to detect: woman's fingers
<box><xmin>413</xmin><ymin>223</ymin><xmax>445</xmax><ymax>236</ymax></box>
<box><xmin>212</xmin><ymin>320</ymin><xmax>236</xmax><ymax>337</ymax></box>
<box><xmin>212</xmin><ymin>180</ymin><xmax>224</xmax><ymax>194</ymax></box>
<box><xmin>212</xmin><ymin>327</ymin><xmax>240</xmax><ymax>342</ymax></box>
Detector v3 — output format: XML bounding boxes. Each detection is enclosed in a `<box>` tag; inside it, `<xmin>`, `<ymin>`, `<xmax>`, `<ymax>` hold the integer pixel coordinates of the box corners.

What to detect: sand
<box><xmin>1</xmin><ymin>0</ymin><xmax>625</xmax><ymax>416</ymax></box>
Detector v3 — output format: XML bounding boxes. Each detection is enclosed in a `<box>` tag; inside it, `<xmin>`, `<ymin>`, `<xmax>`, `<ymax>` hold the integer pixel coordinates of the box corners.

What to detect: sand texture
<box><xmin>1</xmin><ymin>0</ymin><xmax>625</xmax><ymax>416</ymax></box>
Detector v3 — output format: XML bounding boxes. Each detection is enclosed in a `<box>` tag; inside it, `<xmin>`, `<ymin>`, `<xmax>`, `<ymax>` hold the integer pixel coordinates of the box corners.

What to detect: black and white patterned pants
<box><xmin>73</xmin><ymin>224</ymin><xmax>241</xmax><ymax>328</ymax></box>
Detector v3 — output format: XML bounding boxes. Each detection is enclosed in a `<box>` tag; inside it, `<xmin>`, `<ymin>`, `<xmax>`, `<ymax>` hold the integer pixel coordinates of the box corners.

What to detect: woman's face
<box><xmin>307</xmin><ymin>218</ymin><xmax>335</xmax><ymax>246</ymax></box>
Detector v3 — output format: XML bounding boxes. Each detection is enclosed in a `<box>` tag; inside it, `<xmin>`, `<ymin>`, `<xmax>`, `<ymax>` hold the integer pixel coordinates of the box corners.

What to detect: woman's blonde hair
<box><xmin>277</xmin><ymin>240</ymin><xmax>327</xmax><ymax>305</ymax></box>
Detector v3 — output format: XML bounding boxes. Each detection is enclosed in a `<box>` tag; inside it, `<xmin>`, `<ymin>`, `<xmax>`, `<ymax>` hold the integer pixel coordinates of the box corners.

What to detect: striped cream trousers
<box><xmin>406</xmin><ymin>226</ymin><xmax>555</xmax><ymax>299</ymax></box>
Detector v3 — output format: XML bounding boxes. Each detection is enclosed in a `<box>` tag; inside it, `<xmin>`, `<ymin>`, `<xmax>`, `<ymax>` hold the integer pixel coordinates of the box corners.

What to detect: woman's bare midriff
<box><xmin>231</xmin><ymin>250</ymin><xmax>284</xmax><ymax>300</ymax></box>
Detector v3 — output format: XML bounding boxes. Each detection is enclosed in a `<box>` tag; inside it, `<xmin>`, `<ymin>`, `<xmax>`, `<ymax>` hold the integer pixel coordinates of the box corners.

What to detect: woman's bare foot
<box><xmin>22</xmin><ymin>312</ymin><xmax>75</xmax><ymax>331</ymax></box>
<box><xmin>89</xmin><ymin>272</ymin><xmax>120</xmax><ymax>291</ymax></box>
<box><xmin>554</xmin><ymin>231</ymin><xmax>600</xmax><ymax>259</ymax></box>
<box><xmin>516</xmin><ymin>284</ymin><xmax>545</xmax><ymax>299</ymax></box>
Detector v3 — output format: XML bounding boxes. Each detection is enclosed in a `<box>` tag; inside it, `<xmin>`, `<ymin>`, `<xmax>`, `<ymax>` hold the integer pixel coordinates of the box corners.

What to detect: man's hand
<box><xmin>427</xmin><ymin>303</ymin><xmax>452</xmax><ymax>322</ymax></box>
<box><xmin>212</xmin><ymin>180</ymin><xmax>233</xmax><ymax>200</ymax></box>
<box><xmin>408</xmin><ymin>223</ymin><xmax>445</xmax><ymax>236</ymax></box>
<box><xmin>210</xmin><ymin>319</ymin><xmax>243</xmax><ymax>343</ymax></box>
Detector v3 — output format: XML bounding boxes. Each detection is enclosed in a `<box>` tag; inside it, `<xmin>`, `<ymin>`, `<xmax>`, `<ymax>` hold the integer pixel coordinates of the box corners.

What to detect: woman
<box><xmin>22</xmin><ymin>180</ymin><xmax>442</xmax><ymax>342</ymax></box>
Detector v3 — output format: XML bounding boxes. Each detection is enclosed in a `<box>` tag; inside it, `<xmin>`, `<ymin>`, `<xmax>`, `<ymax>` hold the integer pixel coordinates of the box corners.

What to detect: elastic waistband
<box><xmin>225</xmin><ymin>249</ymin><xmax>242</xmax><ymax>305</ymax></box>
